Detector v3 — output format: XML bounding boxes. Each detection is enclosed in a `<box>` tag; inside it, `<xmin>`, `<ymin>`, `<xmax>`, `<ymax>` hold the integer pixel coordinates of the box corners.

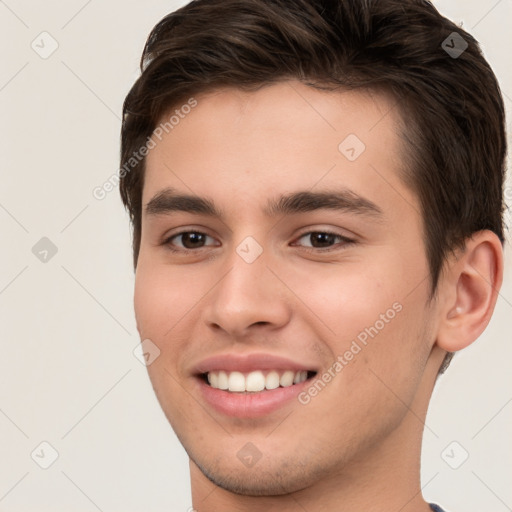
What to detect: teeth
<box><xmin>293</xmin><ymin>371</ymin><xmax>304</xmax><ymax>384</ymax></box>
<box><xmin>265</xmin><ymin>371</ymin><xmax>280</xmax><ymax>390</ymax></box>
<box><xmin>217</xmin><ymin>371</ymin><xmax>228</xmax><ymax>390</ymax></box>
<box><xmin>246</xmin><ymin>371</ymin><xmax>265</xmax><ymax>392</ymax></box>
<box><xmin>205</xmin><ymin>369</ymin><xmax>310</xmax><ymax>392</ymax></box>
<box><xmin>280</xmin><ymin>370</ymin><xmax>295</xmax><ymax>387</ymax></box>
<box><xmin>207</xmin><ymin>372</ymin><xmax>218</xmax><ymax>388</ymax></box>
<box><xmin>228</xmin><ymin>371</ymin><xmax>245</xmax><ymax>392</ymax></box>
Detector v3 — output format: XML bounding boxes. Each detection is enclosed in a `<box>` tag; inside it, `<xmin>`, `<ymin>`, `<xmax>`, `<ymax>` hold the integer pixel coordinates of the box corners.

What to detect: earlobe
<box><xmin>436</xmin><ymin>231</ymin><xmax>503</xmax><ymax>353</ymax></box>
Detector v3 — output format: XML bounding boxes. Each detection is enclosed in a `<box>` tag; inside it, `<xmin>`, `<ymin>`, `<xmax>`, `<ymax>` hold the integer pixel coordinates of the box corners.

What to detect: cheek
<box><xmin>133</xmin><ymin>265</ymin><xmax>195</xmax><ymax>416</ymax></box>
<box><xmin>285</xmin><ymin>263</ymin><xmax>394</xmax><ymax>343</ymax></box>
<box><xmin>287</xmin><ymin>259</ymin><xmax>430</xmax><ymax>377</ymax></box>
<box><xmin>134</xmin><ymin>265</ymin><xmax>187</xmax><ymax>338</ymax></box>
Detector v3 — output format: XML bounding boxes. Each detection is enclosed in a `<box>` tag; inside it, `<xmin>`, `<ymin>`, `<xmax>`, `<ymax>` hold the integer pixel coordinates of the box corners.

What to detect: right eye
<box><xmin>163</xmin><ymin>231</ymin><xmax>219</xmax><ymax>251</ymax></box>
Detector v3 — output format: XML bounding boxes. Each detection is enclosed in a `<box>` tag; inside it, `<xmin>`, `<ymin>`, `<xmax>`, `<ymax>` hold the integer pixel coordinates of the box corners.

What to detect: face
<box><xmin>134</xmin><ymin>81</ymin><xmax>439</xmax><ymax>496</ymax></box>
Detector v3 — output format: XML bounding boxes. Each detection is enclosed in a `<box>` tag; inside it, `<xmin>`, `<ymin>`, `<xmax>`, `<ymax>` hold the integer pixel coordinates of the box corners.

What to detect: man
<box><xmin>119</xmin><ymin>0</ymin><xmax>506</xmax><ymax>510</ymax></box>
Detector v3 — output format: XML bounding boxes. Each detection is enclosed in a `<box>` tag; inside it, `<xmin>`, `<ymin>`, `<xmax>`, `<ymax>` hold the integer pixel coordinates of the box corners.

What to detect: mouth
<box><xmin>192</xmin><ymin>352</ymin><xmax>321</xmax><ymax>418</ymax></box>
<box><xmin>195</xmin><ymin>369</ymin><xmax>318</xmax><ymax>418</ymax></box>
<box><xmin>199</xmin><ymin>369</ymin><xmax>318</xmax><ymax>393</ymax></box>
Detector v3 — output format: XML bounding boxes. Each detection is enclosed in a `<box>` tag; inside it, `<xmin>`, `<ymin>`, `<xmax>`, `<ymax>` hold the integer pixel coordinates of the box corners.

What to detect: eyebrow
<box><xmin>144</xmin><ymin>187</ymin><xmax>383</xmax><ymax>220</ymax></box>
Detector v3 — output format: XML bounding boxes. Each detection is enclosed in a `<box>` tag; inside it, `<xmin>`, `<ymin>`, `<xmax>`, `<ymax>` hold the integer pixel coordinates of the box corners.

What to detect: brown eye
<box><xmin>307</xmin><ymin>232</ymin><xmax>338</xmax><ymax>248</ymax></box>
<box><xmin>294</xmin><ymin>231</ymin><xmax>355</xmax><ymax>251</ymax></box>
<box><xmin>166</xmin><ymin>231</ymin><xmax>217</xmax><ymax>250</ymax></box>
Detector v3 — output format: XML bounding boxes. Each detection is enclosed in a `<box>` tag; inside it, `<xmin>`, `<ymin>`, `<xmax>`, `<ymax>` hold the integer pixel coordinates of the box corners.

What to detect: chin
<box><xmin>197</xmin><ymin>463</ymin><xmax>307</xmax><ymax>496</ymax></box>
<box><xmin>189</xmin><ymin>449</ymin><xmax>334</xmax><ymax>497</ymax></box>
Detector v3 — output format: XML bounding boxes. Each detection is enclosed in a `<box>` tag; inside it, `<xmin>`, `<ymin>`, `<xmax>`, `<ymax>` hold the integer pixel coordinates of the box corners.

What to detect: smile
<box><xmin>192</xmin><ymin>352</ymin><xmax>320</xmax><ymax>417</ymax></box>
<box><xmin>204</xmin><ymin>369</ymin><xmax>316</xmax><ymax>393</ymax></box>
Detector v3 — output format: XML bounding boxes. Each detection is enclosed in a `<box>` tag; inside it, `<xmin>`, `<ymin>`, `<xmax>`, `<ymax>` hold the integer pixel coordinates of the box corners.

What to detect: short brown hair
<box><xmin>120</xmin><ymin>0</ymin><xmax>506</xmax><ymax>296</ymax></box>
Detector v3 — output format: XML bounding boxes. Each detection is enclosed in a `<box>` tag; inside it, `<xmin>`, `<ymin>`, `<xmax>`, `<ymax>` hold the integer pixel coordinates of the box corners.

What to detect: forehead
<box><xmin>142</xmin><ymin>81</ymin><xmax>410</xmax><ymax>216</ymax></box>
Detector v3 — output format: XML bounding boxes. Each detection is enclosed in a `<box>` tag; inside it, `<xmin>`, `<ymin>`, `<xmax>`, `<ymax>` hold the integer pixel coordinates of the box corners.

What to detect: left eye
<box><xmin>166</xmin><ymin>231</ymin><xmax>217</xmax><ymax>250</ymax></box>
<box><xmin>294</xmin><ymin>231</ymin><xmax>353</xmax><ymax>249</ymax></box>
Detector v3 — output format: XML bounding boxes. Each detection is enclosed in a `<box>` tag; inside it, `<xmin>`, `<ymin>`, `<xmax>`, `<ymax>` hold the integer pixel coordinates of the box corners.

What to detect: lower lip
<box><xmin>195</xmin><ymin>375</ymin><xmax>312</xmax><ymax>418</ymax></box>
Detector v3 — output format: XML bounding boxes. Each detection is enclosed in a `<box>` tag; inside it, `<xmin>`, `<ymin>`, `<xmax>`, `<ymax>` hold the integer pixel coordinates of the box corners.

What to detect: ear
<box><xmin>436</xmin><ymin>230</ymin><xmax>504</xmax><ymax>353</ymax></box>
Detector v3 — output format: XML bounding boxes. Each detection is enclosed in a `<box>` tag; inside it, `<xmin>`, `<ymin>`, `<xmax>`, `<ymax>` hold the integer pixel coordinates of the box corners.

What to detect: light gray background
<box><xmin>0</xmin><ymin>1</ymin><xmax>510</xmax><ymax>511</ymax></box>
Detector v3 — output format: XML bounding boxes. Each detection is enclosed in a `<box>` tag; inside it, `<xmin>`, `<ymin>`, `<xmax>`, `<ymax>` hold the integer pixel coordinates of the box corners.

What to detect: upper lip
<box><xmin>193</xmin><ymin>352</ymin><xmax>319</xmax><ymax>375</ymax></box>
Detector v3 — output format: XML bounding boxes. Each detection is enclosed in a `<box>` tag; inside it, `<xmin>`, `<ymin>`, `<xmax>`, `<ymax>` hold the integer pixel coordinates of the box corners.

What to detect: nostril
<box><xmin>251</xmin><ymin>321</ymin><xmax>270</xmax><ymax>327</ymax></box>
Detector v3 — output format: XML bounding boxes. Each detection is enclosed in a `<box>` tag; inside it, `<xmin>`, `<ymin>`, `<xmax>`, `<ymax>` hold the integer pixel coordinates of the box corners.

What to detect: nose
<box><xmin>203</xmin><ymin>249</ymin><xmax>292</xmax><ymax>338</ymax></box>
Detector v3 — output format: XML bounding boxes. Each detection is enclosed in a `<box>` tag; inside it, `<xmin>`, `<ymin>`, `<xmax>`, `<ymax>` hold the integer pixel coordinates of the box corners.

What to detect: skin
<box><xmin>133</xmin><ymin>80</ymin><xmax>503</xmax><ymax>511</ymax></box>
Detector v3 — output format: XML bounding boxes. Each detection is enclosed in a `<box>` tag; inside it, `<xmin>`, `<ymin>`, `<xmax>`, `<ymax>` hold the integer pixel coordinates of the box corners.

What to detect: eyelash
<box><xmin>162</xmin><ymin>230</ymin><xmax>356</xmax><ymax>254</ymax></box>
<box><xmin>293</xmin><ymin>231</ymin><xmax>356</xmax><ymax>252</ymax></box>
